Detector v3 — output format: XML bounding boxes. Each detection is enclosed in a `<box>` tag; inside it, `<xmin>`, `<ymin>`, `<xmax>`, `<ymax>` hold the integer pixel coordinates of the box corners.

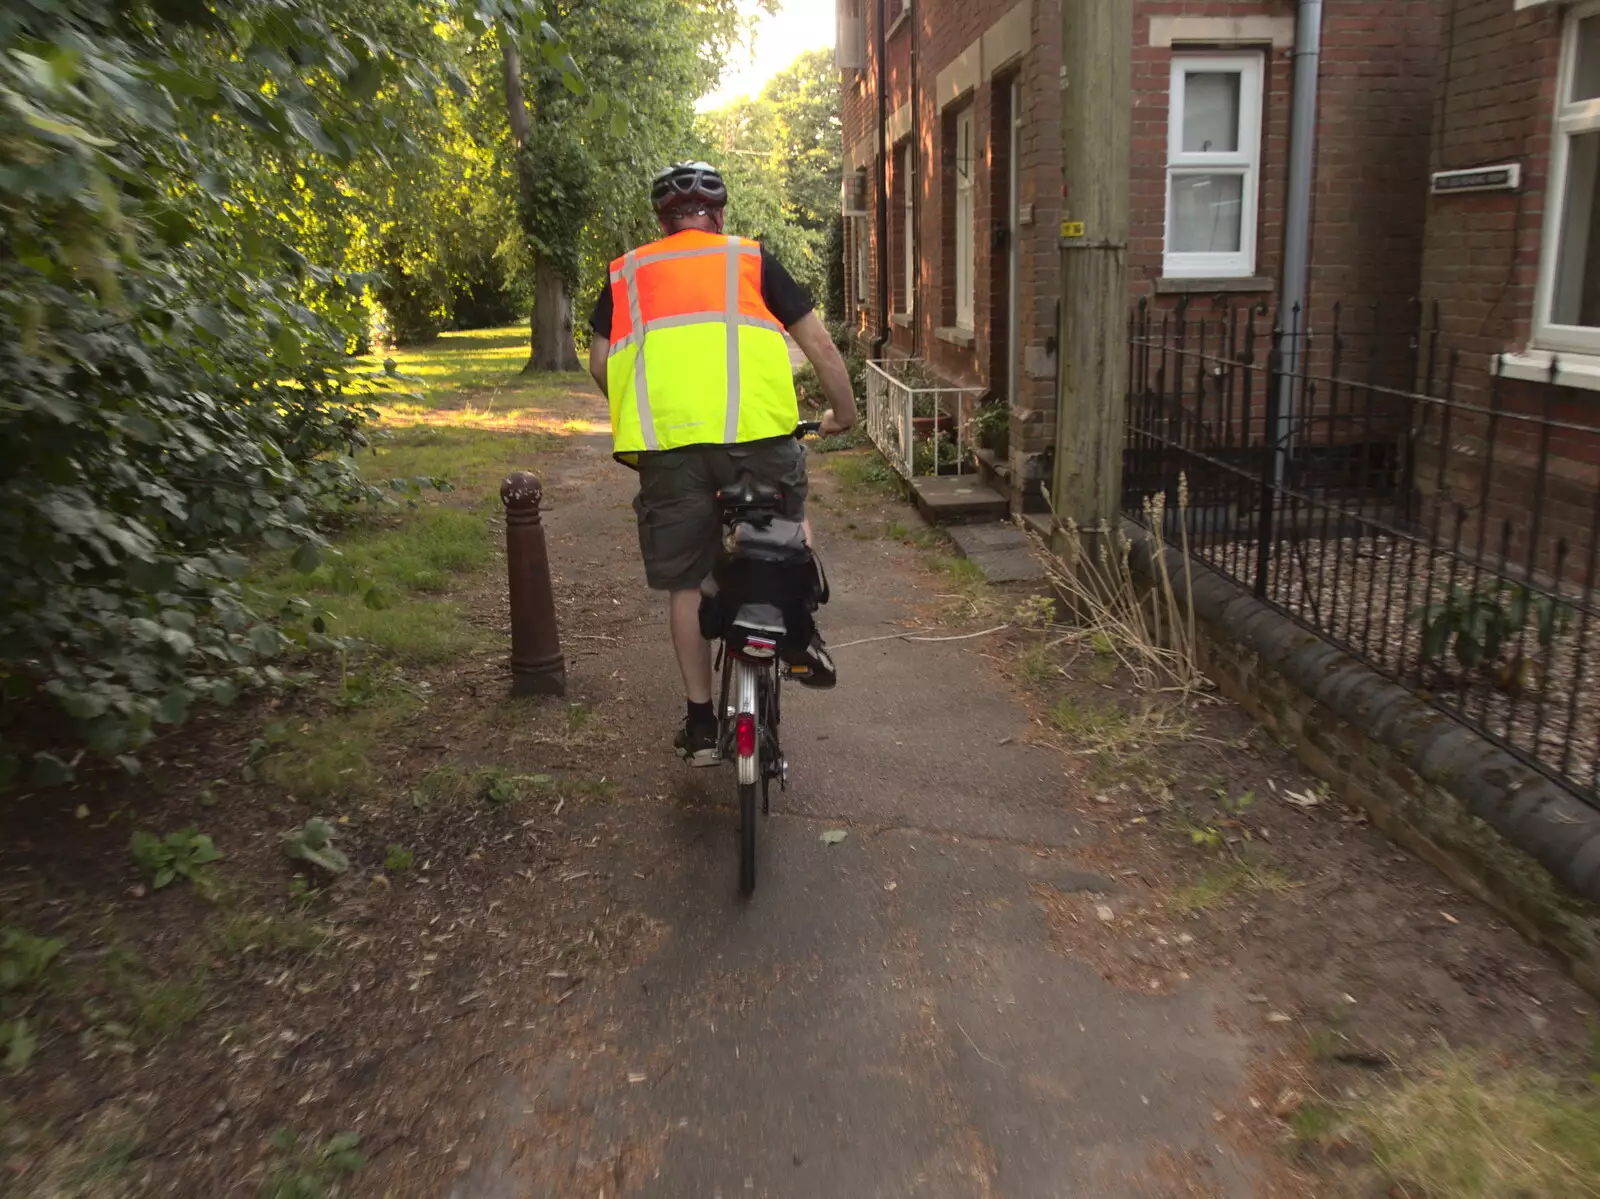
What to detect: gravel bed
<box><xmin>1184</xmin><ymin>527</ymin><xmax>1600</xmax><ymax>802</ymax></box>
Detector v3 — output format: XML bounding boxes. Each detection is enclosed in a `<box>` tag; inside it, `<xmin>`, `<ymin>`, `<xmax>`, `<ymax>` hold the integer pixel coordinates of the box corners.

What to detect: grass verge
<box><xmin>251</xmin><ymin>438</ymin><xmax>507</xmax><ymax>662</ymax></box>
<box><xmin>825</xmin><ymin>449</ymin><xmax>902</xmax><ymax>498</ymax></box>
<box><xmin>1171</xmin><ymin>858</ymin><xmax>1295</xmax><ymax>912</ymax></box>
<box><xmin>2</xmin><ymin>1104</ymin><xmax>144</xmax><ymax>1199</ymax></box>
<box><xmin>363</xmin><ymin>424</ymin><xmax>556</xmax><ymax>495</ymax></box>
<box><xmin>362</xmin><ymin>326</ymin><xmax>578</xmax><ymax>401</ymax></box>
<box><xmin>261</xmin><ymin>697</ymin><xmax>419</xmax><ymax>798</ymax></box>
<box><xmin>1321</xmin><ymin>1052</ymin><xmax>1600</xmax><ymax>1198</ymax></box>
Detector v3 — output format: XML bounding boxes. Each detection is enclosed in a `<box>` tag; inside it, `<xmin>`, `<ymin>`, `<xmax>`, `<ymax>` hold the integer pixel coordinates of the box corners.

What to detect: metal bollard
<box><xmin>500</xmin><ymin>471</ymin><xmax>566</xmax><ymax>697</ymax></box>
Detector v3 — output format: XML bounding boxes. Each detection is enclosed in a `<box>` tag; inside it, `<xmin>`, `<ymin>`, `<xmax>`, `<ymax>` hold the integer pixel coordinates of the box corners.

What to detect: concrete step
<box><xmin>946</xmin><ymin>522</ymin><xmax>1048</xmax><ymax>584</ymax></box>
<box><xmin>910</xmin><ymin>475</ymin><xmax>1010</xmax><ymax>526</ymax></box>
<box><xmin>976</xmin><ymin>447</ymin><xmax>1052</xmax><ymax>515</ymax></box>
<box><xmin>975</xmin><ymin>447</ymin><xmax>1013</xmax><ymax>486</ymax></box>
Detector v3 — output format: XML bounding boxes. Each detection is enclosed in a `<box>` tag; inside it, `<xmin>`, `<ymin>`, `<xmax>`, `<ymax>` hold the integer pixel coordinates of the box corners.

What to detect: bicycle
<box><xmin>702</xmin><ymin>422</ymin><xmax>827</xmax><ymax>894</ymax></box>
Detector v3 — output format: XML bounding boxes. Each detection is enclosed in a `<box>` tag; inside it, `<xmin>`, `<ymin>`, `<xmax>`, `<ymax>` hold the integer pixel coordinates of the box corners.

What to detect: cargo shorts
<box><xmin>633</xmin><ymin>438</ymin><xmax>809</xmax><ymax>592</ymax></box>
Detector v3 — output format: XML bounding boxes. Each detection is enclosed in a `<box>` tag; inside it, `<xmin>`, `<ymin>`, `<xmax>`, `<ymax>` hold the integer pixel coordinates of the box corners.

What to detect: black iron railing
<box><xmin>1125</xmin><ymin>297</ymin><xmax>1600</xmax><ymax>806</ymax></box>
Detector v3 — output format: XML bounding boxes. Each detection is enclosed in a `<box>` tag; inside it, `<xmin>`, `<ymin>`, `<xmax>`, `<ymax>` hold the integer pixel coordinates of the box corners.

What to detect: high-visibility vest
<box><xmin>605</xmin><ymin>230</ymin><xmax>799</xmax><ymax>463</ymax></box>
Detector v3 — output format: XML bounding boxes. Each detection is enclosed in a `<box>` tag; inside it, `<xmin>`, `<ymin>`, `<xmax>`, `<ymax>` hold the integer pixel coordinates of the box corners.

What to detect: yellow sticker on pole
<box><xmin>1060</xmin><ymin>220</ymin><xmax>1085</xmax><ymax>239</ymax></box>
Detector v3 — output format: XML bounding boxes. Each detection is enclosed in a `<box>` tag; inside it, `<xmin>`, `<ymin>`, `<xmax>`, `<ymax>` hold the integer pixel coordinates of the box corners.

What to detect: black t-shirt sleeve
<box><xmin>759</xmin><ymin>248</ymin><xmax>814</xmax><ymax>328</ymax></box>
<box><xmin>588</xmin><ymin>284</ymin><xmax>614</xmax><ymax>338</ymax></box>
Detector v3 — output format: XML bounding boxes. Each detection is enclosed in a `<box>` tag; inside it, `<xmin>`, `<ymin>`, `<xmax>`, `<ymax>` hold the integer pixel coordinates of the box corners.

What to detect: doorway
<box><xmin>1006</xmin><ymin>77</ymin><xmax>1021</xmax><ymax>411</ymax></box>
<box><xmin>988</xmin><ymin>77</ymin><xmax>1023</xmax><ymax>410</ymax></box>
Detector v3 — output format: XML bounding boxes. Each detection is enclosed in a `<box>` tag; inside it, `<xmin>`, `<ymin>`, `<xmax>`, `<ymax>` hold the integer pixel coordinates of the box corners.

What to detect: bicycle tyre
<box><xmin>739</xmin><ymin>781</ymin><xmax>757</xmax><ymax>894</ymax></box>
<box><xmin>760</xmin><ymin>666</ymin><xmax>778</xmax><ymax>815</ymax></box>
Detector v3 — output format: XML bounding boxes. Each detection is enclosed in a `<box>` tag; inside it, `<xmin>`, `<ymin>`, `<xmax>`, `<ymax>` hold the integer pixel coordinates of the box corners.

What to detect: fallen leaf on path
<box><xmin>1280</xmin><ymin>789</ymin><xmax>1322</xmax><ymax>809</ymax></box>
<box><xmin>821</xmin><ymin>829</ymin><xmax>848</xmax><ymax>845</ymax></box>
<box><xmin>1095</xmin><ymin>904</ymin><xmax>1116</xmax><ymax>923</ymax></box>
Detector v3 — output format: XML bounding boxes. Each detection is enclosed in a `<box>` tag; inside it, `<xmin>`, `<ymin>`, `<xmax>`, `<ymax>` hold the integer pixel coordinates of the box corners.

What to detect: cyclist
<box><xmin>586</xmin><ymin>161</ymin><xmax>859</xmax><ymax>766</ymax></box>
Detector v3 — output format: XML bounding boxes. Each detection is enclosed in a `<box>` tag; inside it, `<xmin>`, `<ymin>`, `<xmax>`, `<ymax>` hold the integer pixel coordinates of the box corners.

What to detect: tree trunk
<box><xmin>524</xmin><ymin>253</ymin><xmax>581</xmax><ymax>373</ymax></box>
<box><xmin>501</xmin><ymin>37</ymin><xmax>530</xmax><ymax>147</ymax></box>
<box><xmin>502</xmin><ymin>35</ymin><xmax>578</xmax><ymax>373</ymax></box>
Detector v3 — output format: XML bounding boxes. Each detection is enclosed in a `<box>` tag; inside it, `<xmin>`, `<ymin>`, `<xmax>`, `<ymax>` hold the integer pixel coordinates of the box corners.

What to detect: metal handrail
<box><xmin>863</xmin><ymin>359</ymin><xmax>986</xmax><ymax>480</ymax></box>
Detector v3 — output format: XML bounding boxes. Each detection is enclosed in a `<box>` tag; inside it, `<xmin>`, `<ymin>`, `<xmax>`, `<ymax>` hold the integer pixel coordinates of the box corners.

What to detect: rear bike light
<box><xmin>735</xmin><ymin>713</ymin><xmax>756</xmax><ymax>758</ymax></box>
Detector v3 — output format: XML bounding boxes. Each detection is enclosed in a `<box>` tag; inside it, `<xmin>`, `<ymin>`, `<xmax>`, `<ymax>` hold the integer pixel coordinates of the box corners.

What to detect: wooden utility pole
<box><xmin>1052</xmin><ymin>0</ymin><xmax>1133</xmax><ymax>558</ymax></box>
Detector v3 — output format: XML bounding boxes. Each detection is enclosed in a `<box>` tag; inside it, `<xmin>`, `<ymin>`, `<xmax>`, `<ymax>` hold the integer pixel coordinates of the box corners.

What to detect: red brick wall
<box><xmin>838</xmin><ymin>0</ymin><xmax>1066</xmax><ymax>479</ymax></box>
<box><xmin>1310</xmin><ymin>1</ymin><xmax>1442</xmax><ymax>331</ymax></box>
<box><xmin>838</xmin><ymin>0</ymin><xmax>1445</xmax><ymax>503</ymax></box>
<box><xmin>1130</xmin><ymin>0</ymin><xmax>1441</xmax><ymax>338</ymax></box>
<box><xmin>909</xmin><ymin>0</ymin><xmax>1066</xmax><ymax>471</ymax></box>
<box><xmin>1411</xmin><ymin>1</ymin><xmax>1584</xmax><ymax>587</ymax></box>
<box><xmin>1419</xmin><ymin>0</ymin><xmax>1562</xmax><ymax>367</ymax></box>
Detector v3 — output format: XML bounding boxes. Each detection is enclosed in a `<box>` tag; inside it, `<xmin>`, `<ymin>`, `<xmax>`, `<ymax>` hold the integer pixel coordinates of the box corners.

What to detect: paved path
<box><xmin>449</xmin><ymin>423</ymin><xmax>1264</xmax><ymax>1198</ymax></box>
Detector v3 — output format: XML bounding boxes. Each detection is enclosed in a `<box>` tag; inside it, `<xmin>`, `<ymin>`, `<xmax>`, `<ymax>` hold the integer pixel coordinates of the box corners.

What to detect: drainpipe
<box><xmin>1276</xmin><ymin>0</ymin><xmax>1323</xmax><ymax>475</ymax></box>
<box><xmin>872</xmin><ymin>0</ymin><xmax>891</xmax><ymax>361</ymax></box>
<box><xmin>910</xmin><ymin>0</ymin><xmax>920</xmax><ymax>358</ymax></box>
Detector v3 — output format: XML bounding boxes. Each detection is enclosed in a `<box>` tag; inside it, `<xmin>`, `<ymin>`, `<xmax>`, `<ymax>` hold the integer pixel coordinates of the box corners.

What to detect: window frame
<box><xmin>1534</xmin><ymin>0</ymin><xmax>1600</xmax><ymax>356</ymax></box>
<box><xmin>854</xmin><ymin>216</ymin><xmax>871</xmax><ymax>311</ymax></box>
<box><xmin>1163</xmin><ymin>51</ymin><xmax>1264</xmax><ymax>280</ymax></box>
<box><xmin>902</xmin><ymin>141</ymin><xmax>916</xmax><ymax>316</ymax></box>
<box><xmin>954</xmin><ymin>104</ymin><xmax>976</xmax><ymax>330</ymax></box>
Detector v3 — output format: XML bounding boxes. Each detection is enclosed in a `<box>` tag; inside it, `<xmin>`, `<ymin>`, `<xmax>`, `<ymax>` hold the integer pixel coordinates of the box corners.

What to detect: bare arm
<box><xmin>788</xmin><ymin>312</ymin><xmax>857</xmax><ymax>434</ymax></box>
<box><xmin>588</xmin><ymin>335</ymin><xmax>609</xmax><ymax>395</ymax></box>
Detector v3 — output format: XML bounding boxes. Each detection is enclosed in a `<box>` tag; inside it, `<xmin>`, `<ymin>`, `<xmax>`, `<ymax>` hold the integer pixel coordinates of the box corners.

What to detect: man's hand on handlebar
<box><xmin>818</xmin><ymin>407</ymin><xmax>856</xmax><ymax>437</ymax></box>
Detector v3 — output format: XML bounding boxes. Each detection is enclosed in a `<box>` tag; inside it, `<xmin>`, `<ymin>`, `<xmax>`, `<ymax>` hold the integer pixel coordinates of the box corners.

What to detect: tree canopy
<box><xmin>697</xmin><ymin>48</ymin><xmax>842</xmax><ymax>318</ymax></box>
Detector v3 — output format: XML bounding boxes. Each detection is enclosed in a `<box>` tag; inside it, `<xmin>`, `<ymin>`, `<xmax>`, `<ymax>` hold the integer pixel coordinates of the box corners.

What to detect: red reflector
<box><xmin>735</xmin><ymin>713</ymin><xmax>756</xmax><ymax>758</ymax></box>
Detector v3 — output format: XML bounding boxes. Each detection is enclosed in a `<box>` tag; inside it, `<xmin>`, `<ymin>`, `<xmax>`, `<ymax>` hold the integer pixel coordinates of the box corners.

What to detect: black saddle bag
<box><xmin>699</xmin><ymin>516</ymin><xmax>829</xmax><ymax>649</ymax></box>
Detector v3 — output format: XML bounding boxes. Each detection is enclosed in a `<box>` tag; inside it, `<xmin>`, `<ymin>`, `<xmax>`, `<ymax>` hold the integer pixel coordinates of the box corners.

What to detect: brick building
<box><xmin>838</xmin><ymin>0</ymin><xmax>1444</xmax><ymax>513</ymax></box>
<box><xmin>839</xmin><ymin>0</ymin><xmax>1062</xmax><ymax>501</ymax></box>
<box><xmin>1412</xmin><ymin>0</ymin><xmax>1600</xmax><ymax>585</ymax></box>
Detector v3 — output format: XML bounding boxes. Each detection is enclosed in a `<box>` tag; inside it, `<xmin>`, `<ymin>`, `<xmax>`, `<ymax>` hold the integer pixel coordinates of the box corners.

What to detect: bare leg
<box><xmin>669</xmin><ymin>589</ymin><xmax>714</xmax><ymax>704</ymax></box>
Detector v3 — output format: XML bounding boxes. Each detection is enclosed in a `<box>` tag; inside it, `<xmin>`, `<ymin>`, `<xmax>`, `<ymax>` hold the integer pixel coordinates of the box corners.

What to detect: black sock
<box><xmin>687</xmin><ymin>699</ymin><xmax>714</xmax><ymax>727</ymax></box>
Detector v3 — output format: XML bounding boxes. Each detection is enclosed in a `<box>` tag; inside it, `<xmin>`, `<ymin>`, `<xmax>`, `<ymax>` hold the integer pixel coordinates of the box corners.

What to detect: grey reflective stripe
<box><xmin>724</xmin><ymin>241</ymin><xmax>743</xmax><ymax>443</ymax></box>
<box><xmin>607</xmin><ymin>312</ymin><xmax>781</xmax><ymax>355</ymax></box>
<box><xmin>646</xmin><ymin>311</ymin><xmax>719</xmax><ymax>334</ymax></box>
<box><xmin>622</xmin><ymin>242</ymin><xmax>760</xmax><ymax>271</ymax></box>
<box><xmin>617</xmin><ymin>251</ymin><xmax>658</xmax><ymax>451</ymax></box>
<box><xmin>645</xmin><ymin>311</ymin><xmax>782</xmax><ymax>334</ymax></box>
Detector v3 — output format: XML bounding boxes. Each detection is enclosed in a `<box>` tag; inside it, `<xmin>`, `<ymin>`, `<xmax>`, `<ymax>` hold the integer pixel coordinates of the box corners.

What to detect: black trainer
<box><xmin>782</xmin><ymin>633</ymin><xmax>838</xmax><ymax>689</ymax></box>
<box><xmin>674</xmin><ymin>717</ymin><xmax>719</xmax><ymax>767</ymax></box>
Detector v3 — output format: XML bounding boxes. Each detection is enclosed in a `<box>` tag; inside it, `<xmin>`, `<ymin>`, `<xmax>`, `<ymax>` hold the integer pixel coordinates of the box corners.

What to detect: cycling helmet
<box><xmin>651</xmin><ymin>161</ymin><xmax>728</xmax><ymax>214</ymax></box>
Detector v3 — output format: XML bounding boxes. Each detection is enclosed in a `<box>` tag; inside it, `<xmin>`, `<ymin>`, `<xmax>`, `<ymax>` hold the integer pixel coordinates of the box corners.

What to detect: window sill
<box><xmin>1155</xmin><ymin>275</ymin><xmax>1274</xmax><ymax>295</ymax></box>
<box><xmin>891</xmin><ymin>313</ymin><xmax>914</xmax><ymax>328</ymax></box>
<box><xmin>936</xmin><ymin>325</ymin><xmax>976</xmax><ymax>347</ymax></box>
<box><xmin>1499</xmin><ymin>349</ymin><xmax>1600</xmax><ymax>391</ymax></box>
